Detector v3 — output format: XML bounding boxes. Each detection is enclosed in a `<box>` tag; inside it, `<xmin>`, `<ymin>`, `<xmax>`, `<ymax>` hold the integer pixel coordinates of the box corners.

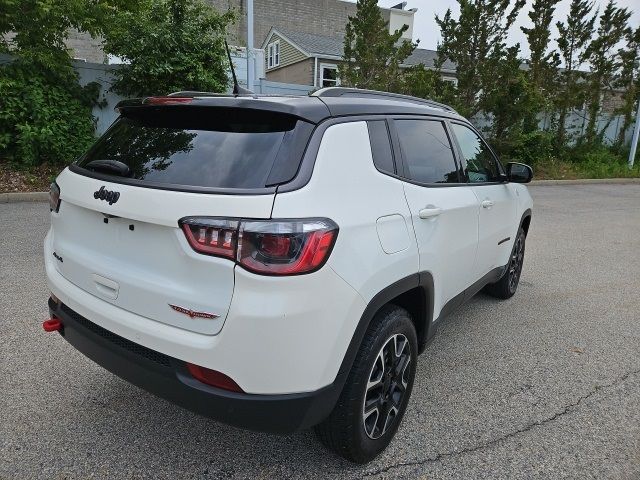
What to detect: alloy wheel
<box><xmin>508</xmin><ymin>235</ymin><xmax>524</xmax><ymax>293</ymax></box>
<box><xmin>362</xmin><ymin>334</ymin><xmax>411</xmax><ymax>440</ymax></box>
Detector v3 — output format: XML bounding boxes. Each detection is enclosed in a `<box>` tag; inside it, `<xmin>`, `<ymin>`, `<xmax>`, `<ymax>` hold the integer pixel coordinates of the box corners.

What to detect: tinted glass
<box><xmin>77</xmin><ymin>107</ymin><xmax>311</xmax><ymax>189</ymax></box>
<box><xmin>451</xmin><ymin>123</ymin><xmax>500</xmax><ymax>183</ymax></box>
<box><xmin>396</xmin><ymin>120</ymin><xmax>458</xmax><ymax>184</ymax></box>
<box><xmin>367</xmin><ymin>120</ymin><xmax>395</xmax><ymax>174</ymax></box>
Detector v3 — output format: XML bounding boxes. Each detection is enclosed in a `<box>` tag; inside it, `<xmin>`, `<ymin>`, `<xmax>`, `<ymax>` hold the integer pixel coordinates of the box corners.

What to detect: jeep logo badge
<box><xmin>94</xmin><ymin>186</ymin><xmax>120</xmax><ymax>205</ymax></box>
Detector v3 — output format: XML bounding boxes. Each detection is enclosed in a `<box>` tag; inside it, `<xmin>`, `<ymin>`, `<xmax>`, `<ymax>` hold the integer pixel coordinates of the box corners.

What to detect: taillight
<box><xmin>179</xmin><ymin>217</ymin><xmax>338</xmax><ymax>276</ymax></box>
<box><xmin>186</xmin><ymin>363</ymin><xmax>244</xmax><ymax>392</ymax></box>
<box><xmin>49</xmin><ymin>182</ymin><xmax>60</xmax><ymax>212</ymax></box>
<box><xmin>238</xmin><ymin>219</ymin><xmax>338</xmax><ymax>275</ymax></box>
<box><xmin>180</xmin><ymin>218</ymin><xmax>239</xmax><ymax>259</ymax></box>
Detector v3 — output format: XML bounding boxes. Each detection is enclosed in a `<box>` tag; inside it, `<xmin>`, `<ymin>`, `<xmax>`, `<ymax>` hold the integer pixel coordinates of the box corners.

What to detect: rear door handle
<box><xmin>419</xmin><ymin>206</ymin><xmax>442</xmax><ymax>219</ymax></box>
<box><xmin>481</xmin><ymin>200</ymin><xmax>494</xmax><ymax>209</ymax></box>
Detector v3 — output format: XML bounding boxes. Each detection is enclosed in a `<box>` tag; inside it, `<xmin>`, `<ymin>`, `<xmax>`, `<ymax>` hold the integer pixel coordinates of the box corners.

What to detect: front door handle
<box><xmin>481</xmin><ymin>200</ymin><xmax>494</xmax><ymax>209</ymax></box>
<box><xmin>419</xmin><ymin>206</ymin><xmax>442</xmax><ymax>219</ymax></box>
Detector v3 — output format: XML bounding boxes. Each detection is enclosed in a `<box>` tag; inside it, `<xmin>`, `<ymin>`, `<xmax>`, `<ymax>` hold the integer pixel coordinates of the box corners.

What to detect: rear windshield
<box><xmin>76</xmin><ymin>107</ymin><xmax>313</xmax><ymax>190</ymax></box>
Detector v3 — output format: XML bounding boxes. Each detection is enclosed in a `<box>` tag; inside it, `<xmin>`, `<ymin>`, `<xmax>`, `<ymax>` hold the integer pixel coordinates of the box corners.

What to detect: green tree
<box><xmin>0</xmin><ymin>0</ymin><xmax>140</xmax><ymax>166</ymax></box>
<box><xmin>481</xmin><ymin>45</ymin><xmax>536</xmax><ymax>145</ymax></box>
<box><xmin>339</xmin><ymin>0</ymin><xmax>416</xmax><ymax>91</ymax></box>
<box><xmin>614</xmin><ymin>26</ymin><xmax>640</xmax><ymax>147</ymax></box>
<box><xmin>400</xmin><ymin>65</ymin><xmax>456</xmax><ymax>104</ymax></box>
<box><xmin>521</xmin><ymin>0</ymin><xmax>561</xmax><ymax>132</ymax></box>
<box><xmin>104</xmin><ymin>0</ymin><xmax>234</xmax><ymax>97</ymax></box>
<box><xmin>555</xmin><ymin>0</ymin><xmax>597</xmax><ymax>146</ymax></box>
<box><xmin>583</xmin><ymin>0</ymin><xmax>631</xmax><ymax>144</ymax></box>
<box><xmin>435</xmin><ymin>0</ymin><xmax>525</xmax><ymax>118</ymax></box>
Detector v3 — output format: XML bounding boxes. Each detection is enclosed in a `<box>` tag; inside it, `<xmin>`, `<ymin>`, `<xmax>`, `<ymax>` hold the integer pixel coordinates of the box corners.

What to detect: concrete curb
<box><xmin>530</xmin><ymin>178</ymin><xmax>640</xmax><ymax>186</ymax></box>
<box><xmin>1</xmin><ymin>178</ymin><xmax>639</xmax><ymax>203</ymax></box>
<box><xmin>0</xmin><ymin>191</ymin><xmax>50</xmax><ymax>203</ymax></box>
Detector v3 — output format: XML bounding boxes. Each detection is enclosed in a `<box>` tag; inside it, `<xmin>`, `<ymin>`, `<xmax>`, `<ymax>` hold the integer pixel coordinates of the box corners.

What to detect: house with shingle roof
<box><xmin>260</xmin><ymin>26</ymin><xmax>458</xmax><ymax>88</ymax></box>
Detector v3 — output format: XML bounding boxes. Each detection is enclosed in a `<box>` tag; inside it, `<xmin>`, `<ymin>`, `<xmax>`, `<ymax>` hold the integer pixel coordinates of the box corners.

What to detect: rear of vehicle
<box><xmin>44</xmin><ymin>96</ymin><xmax>363</xmax><ymax>433</ymax></box>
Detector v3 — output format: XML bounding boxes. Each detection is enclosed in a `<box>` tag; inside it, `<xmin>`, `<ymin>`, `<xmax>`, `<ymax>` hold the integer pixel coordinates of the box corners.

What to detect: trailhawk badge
<box><xmin>169</xmin><ymin>304</ymin><xmax>219</xmax><ymax>320</ymax></box>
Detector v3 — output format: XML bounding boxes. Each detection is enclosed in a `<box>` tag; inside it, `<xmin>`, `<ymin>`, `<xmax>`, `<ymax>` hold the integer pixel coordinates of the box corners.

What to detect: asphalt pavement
<box><xmin>1</xmin><ymin>184</ymin><xmax>639</xmax><ymax>479</ymax></box>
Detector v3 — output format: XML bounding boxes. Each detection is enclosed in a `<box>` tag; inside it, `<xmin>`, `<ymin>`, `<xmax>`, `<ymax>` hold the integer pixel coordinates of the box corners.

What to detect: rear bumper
<box><xmin>48</xmin><ymin>299</ymin><xmax>343</xmax><ymax>434</ymax></box>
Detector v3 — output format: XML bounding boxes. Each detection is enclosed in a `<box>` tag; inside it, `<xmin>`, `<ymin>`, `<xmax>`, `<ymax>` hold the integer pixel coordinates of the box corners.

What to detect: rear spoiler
<box><xmin>114</xmin><ymin>95</ymin><xmax>331</xmax><ymax>124</ymax></box>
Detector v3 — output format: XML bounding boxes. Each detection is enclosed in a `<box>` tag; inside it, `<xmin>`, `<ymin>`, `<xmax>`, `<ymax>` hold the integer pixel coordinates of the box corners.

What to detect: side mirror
<box><xmin>506</xmin><ymin>162</ymin><xmax>533</xmax><ymax>183</ymax></box>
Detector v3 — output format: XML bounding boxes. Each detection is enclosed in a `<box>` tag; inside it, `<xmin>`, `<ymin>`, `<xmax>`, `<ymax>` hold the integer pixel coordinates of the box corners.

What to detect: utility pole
<box><xmin>246</xmin><ymin>0</ymin><xmax>254</xmax><ymax>91</ymax></box>
<box><xmin>629</xmin><ymin>99</ymin><xmax>640</xmax><ymax>169</ymax></box>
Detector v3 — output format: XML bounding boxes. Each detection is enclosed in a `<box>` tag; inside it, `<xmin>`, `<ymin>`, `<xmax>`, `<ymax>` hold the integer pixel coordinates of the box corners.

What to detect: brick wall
<box><xmin>209</xmin><ymin>0</ymin><xmax>380</xmax><ymax>47</ymax></box>
<box><xmin>65</xmin><ymin>29</ymin><xmax>105</xmax><ymax>63</ymax></box>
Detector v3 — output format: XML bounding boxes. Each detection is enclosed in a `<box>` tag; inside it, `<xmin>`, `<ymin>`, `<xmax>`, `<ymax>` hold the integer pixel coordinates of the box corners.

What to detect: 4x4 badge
<box><xmin>94</xmin><ymin>186</ymin><xmax>120</xmax><ymax>205</ymax></box>
<box><xmin>169</xmin><ymin>304</ymin><xmax>219</xmax><ymax>320</ymax></box>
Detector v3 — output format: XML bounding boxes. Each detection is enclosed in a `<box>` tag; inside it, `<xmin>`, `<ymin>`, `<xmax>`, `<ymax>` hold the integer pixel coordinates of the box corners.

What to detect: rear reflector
<box><xmin>179</xmin><ymin>217</ymin><xmax>338</xmax><ymax>276</ymax></box>
<box><xmin>186</xmin><ymin>363</ymin><xmax>244</xmax><ymax>392</ymax></box>
<box><xmin>43</xmin><ymin>318</ymin><xmax>62</xmax><ymax>332</ymax></box>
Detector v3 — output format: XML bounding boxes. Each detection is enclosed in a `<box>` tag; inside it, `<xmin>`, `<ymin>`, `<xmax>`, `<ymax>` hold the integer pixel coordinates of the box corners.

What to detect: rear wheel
<box><xmin>315</xmin><ymin>305</ymin><xmax>417</xmax><ymax>463</ymax></box>
<box><xmin>484</xmin><ymin>227</ymin><xmax>526</xmax><ymax>299</ymax></box>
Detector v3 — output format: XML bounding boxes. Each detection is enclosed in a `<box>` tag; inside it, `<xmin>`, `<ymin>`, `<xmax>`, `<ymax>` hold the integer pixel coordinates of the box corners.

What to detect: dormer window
<box><xmin>267</xmin><ymin>41</ymin><xmax>280</xmax><ymax>68</ymax></box>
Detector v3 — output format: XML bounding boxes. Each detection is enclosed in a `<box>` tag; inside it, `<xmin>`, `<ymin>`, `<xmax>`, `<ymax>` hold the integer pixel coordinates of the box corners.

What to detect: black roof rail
<box><xmin>312</xmin><ymin>87</ymin><xmax>457</xmax><ymax>113</ymax></box>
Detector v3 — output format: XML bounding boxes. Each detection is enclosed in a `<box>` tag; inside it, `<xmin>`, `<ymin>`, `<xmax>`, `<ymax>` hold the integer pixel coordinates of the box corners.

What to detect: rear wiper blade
<box><xmin>84</xmin><ymin>159</ymin><xmax>131</xmax><ymax>177</ymax></box>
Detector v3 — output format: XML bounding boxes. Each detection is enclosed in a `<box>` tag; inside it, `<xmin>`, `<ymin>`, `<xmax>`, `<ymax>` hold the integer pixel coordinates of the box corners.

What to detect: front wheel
<box><xmin>315</xmin><ymin>305</ymin><xmax>417</xmax><ymax>463</ymax></box>
<box><xmin>484</xmin><ymin>227</ymin><xmax>526</xmax><ymax>299</ymax></box>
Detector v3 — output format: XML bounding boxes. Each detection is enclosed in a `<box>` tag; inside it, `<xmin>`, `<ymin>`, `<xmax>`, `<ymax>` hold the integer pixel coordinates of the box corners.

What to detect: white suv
<box><xmin>44</xmin><ymin>87</ymin><xmax>533</xmax><ymax>463</ymax></box>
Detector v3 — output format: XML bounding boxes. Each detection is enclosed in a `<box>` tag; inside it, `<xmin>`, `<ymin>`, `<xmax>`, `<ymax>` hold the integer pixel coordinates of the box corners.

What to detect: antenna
<box><xmin>225</xmin><ymin>40</ymin><xmax>254</xmax><ymax>96</ymax></box>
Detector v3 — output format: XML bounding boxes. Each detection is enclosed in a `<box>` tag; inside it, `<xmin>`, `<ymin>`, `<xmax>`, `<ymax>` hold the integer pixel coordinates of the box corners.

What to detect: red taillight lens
<box><xmin>49</xmin><ymin>182</ymin><xmax>60</xmax><ymax>212</ymax></box>
<box><xmin>179</xmin><ymin>217</ymin><xmax>338</xmax><ymax>275</ymax></box>
<box><xmin>186</xmin><ymin>363</ymin><xmax>244</xmax><ymax>392</ymax></box>
<box><xmin>238</xmin><ymin>219</ymin><xmax>338</xmax><ymax>275</ymax></box>
<box><xmin>181</xmin><ymin>218</ymin><xmax>239</xmax><ymax>259</ymax></box>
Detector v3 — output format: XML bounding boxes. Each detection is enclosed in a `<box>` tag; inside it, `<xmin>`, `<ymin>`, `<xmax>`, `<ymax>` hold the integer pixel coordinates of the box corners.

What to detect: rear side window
<box><xmin>395</xmin><ymin>120</ymin><xmax>459</xmax><ymax>184</ymax></box>
<box><xmin>367</xmin><ymin>120</ymin><xmax>395</xmax><ymax>174</ymax></box>
<box><xmin>76</xmin><ymin>107</ymin><xmax>313</xmax><ymax>190</ymax></box>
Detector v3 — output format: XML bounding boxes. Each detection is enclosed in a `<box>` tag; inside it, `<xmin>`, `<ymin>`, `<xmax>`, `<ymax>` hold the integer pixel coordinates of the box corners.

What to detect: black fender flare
<box><xmin>519</xmin><ymin>208</ymin><xmax>532</xmax><ymax>236</ymax></box>
<box><xmin>335</xmin><ymin>272</ymin><xmax>435</xmax><ymax>382</ymax></box>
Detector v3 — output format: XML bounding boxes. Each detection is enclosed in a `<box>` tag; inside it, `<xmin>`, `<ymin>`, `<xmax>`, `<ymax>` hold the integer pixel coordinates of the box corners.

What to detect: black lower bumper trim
<box><xmin>49</xmin><ymin>300</ymin><xmax>343</xmax><ymax>434</ymax></box>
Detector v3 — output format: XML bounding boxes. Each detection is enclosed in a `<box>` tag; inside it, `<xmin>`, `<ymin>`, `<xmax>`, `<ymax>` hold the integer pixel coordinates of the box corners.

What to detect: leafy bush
<box><xmin>495</xmin><ymin>130</ymin><xmax>557</xmax><ymax>167</ymax></box>
<box><xmin>0</xmin><ymin>62</ymin><xmax>98</xmax><ymax>168</ymax></box>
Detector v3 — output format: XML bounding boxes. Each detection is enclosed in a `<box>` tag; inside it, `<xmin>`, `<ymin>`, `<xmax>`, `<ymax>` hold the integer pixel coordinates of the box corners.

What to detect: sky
<box><xmin>373</xmin><ymin>0</ymin><xmax>640</xmax><ymax>58</ymax></box>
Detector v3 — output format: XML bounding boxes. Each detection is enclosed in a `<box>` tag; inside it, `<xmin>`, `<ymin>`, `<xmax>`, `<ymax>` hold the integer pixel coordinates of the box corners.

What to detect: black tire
<box><xmin>315</xmin><ymin>305</ymin><xmax>417</xmax><ymax>463</ymax></box>
<box><xmin>484</xmin><ymin>227</ymin><xmax>526</xmax><ymax>299</ymax></box>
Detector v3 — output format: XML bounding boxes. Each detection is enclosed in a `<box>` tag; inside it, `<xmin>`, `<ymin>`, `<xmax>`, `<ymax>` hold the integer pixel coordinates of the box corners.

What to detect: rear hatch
<box><xmin>50</xmin><ymin>100</ymin><xmax>314</xmax><ymax>335</ymax></box>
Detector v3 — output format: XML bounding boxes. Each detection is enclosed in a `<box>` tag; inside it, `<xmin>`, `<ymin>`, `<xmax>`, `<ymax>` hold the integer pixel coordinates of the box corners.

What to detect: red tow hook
<box><xmin>42</xmin><ymin>318</ymin><xmax>62</xmax><ymax>332</ymax></box>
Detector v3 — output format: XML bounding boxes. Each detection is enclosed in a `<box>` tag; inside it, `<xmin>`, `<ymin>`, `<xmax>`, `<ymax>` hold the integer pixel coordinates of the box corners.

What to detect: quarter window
<box><xmin>395</xmin><ymin>120</ymin><xmax>459</xmax><ymax>184</ymax></box>
<box><xmin>367</xmin><ymin>121</ymin><xmax>395</xmax><ymax>174</ymax></box>
<box><xmin>451</xmin><ymin>123</ymin><xmax>500</xmax><ymax>183</ymax></box>
<box><xmin>267</xmin><ymin>41</ymin><xmax>280</xmax><ymax>68</ymax></box>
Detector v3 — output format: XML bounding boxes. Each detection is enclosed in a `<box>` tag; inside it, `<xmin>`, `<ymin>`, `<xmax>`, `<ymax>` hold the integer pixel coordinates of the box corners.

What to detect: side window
<box><xmin>451</xmin><ymin>123</ymin><xmax>500</xmax><ymax>183</ymax></box>
<box><xmin>367</xmin><ymin>121</ymin><xmax>395</xmax><ymax>175</ymax></box>
<box><xmin>395</xmin><ymin>120</ymin><xmax>459</xmax><ymax>184</ymax></box>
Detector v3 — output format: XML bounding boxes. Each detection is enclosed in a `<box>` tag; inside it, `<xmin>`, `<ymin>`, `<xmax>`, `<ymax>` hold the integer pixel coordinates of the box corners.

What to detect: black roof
<box><xmin>116</xmin><ymin>88</ymin><xmax>462</xmax><ymax>124</ymax></box>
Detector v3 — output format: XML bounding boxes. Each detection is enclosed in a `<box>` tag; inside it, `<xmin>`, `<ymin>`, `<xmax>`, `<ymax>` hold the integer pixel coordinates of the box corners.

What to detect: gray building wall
<box><xmin>209</xmin><ymin>0</ymin><xmax>389</xmax><ymax>47</ymax></box>
<box><xmin>266</xmin><ymin>58</ymin><xmax>314</xmax><ymax>84</ymax></box>
<box><xmin>66</xmin><ymin>30</ymin><xmax>105</xmax><ymax>63</ymax></box>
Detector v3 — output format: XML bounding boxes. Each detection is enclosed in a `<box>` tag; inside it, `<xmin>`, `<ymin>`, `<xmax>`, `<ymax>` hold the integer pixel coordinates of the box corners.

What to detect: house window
<box><xmin>320</xmin><ymin>64</ymin><xmax>340</xmax><ymax>87</ymax></box>
<box><xmin>442</xmin><ymin>76</ymin><xmax>458</xmax><ymax>87</ymax></box>
<box><xmin>267</xmin><ymin>41</ymin><xmax>280</xmax><ymax>68</ymax></box>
